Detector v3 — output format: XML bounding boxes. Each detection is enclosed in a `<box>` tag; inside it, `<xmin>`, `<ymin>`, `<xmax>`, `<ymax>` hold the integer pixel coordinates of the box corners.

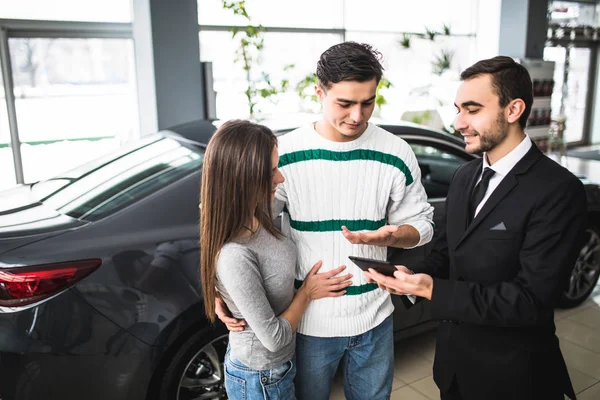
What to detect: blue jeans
<box><xmin>224</xmin><ymin>347</ymin><xmax>296</xmax><ymax>400</ymax></box>
<box><xmin>295</xmin><ymin>316</ymin><xmax>394</xmax><ymax>400</ymax></box>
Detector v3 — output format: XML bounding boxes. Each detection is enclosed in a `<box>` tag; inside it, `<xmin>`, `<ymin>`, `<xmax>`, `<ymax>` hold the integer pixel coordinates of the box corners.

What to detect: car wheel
<box><xmin>158</xmin><ymin>327</ymin><xmax>229</xmax><ymax>400</ymax></box>
<box><xmin>558</xmin><ymin>225</ymin><xmax>600</xmax><ymax>308</ymax></box>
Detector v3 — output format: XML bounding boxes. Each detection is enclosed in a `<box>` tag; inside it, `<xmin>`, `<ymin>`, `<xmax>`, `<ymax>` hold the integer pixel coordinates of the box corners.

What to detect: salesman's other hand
<box><xmin>215</xmin><ymin>294</ymin><xmax>246</xmax><ymax>332</ymax></box>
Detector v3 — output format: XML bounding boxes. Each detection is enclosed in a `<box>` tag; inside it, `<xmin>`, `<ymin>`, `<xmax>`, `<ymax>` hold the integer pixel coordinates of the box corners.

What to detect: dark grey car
<box><xmin>0</xmin><ymin>120</ymin><xmax>598</xmax><ymax>400</ymax></box>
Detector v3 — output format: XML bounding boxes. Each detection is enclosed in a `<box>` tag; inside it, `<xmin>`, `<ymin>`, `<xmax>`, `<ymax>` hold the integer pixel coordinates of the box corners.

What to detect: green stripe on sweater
<box><xmin>295</xmin><ymin>279</ymin><xmax>379</xmax><ymax>295</ymax></box>
<box><xmin>278</xmin><ymin>149</ymin><xmax>413</xmax><ymax>185</ymax></box>
<box><xmin>290</xmin><ymin>217</ymin><xmax>386</xmax><ymax>232</ymax></box>
<box><xmin>282</xmin><ymin>205</ymin><xmax>386</xmax><ymax>232</ymax></box>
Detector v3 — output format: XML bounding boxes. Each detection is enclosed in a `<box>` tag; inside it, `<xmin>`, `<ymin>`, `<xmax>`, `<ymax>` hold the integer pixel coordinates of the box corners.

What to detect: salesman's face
<box><xmin>453</xmin><ymin>74</ymin><xmax>509</xmax><ymax>155</ymax></box>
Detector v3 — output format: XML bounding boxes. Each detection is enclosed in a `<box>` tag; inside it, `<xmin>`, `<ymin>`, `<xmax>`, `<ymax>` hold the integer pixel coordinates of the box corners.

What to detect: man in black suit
<box><xmin>364</xmin><ymin>56</ymin><xmax>586</xmax><ymax>400</ymax></box>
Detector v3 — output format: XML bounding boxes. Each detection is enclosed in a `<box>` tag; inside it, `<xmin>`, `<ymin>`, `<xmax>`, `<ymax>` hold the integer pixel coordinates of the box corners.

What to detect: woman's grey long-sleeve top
<box><xmin>216</xmin><ymin>226</ymin><xmax>297</xmax><ymax>370</ymax></box>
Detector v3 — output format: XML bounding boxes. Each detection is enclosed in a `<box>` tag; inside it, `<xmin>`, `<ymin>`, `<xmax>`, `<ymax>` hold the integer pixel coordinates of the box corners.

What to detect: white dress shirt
<box><xmin>474</xmin><ymin>135</ymin><xmax>533</xmax><ymax>217</ymax></box>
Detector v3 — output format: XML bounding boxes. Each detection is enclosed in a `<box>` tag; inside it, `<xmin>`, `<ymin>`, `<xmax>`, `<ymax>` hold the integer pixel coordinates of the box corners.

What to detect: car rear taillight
<box><xmin>0</xmin><ymin>259</ymin><xmax>101</xmax><ymax>307</ymax></box>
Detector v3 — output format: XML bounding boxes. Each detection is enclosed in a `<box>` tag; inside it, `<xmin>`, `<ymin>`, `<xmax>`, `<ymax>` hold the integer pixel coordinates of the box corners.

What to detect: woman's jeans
<box><xmin>224</xmin><ymin>347</ymin><xmax>296</xmax><ymax>400</ymax></box>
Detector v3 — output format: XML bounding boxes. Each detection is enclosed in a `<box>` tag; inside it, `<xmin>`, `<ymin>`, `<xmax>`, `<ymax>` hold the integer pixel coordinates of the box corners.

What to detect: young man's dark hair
<box><xmin>460</xmin><ymin>55</ymin><xmax>533</xmax><ymax>129</ymax></box>
<box><xmin>316</xmin><ymin>41</ymin><xmax>384</xmax><ymax>89</ymax></box>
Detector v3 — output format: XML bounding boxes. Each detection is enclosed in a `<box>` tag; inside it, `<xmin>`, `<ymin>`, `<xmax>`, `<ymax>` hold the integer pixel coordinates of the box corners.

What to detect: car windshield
<box><xmin>31</xmin><ymin>134</ymin><xmax>204</xmax><ymax>221</ymax></box>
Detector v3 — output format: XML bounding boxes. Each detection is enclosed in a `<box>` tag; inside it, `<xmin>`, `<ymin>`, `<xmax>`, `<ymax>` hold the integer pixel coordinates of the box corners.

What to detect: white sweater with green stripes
<box><xmin>274</xmin><ymin>123</ymin><xmax>434</xmax><ymax>337</ymax></box>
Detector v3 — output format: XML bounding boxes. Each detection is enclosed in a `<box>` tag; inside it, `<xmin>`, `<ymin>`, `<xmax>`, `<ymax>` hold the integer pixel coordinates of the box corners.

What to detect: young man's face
<box><xmin>316</xmin><ymin>78</ymin><xmax>377</xmax><ymax>142</ymax></box>
<box><xmin>454</xmin><ymin>74</ymin><xmax>510</xmax><ymax>155</ymax></box>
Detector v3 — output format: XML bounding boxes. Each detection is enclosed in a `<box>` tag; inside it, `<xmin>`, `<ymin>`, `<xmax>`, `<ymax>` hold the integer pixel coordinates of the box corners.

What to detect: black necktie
<box><xmin>468</xmin><ymin>167</ymin><xmax>495</xmax><ymax>223</ymax></box>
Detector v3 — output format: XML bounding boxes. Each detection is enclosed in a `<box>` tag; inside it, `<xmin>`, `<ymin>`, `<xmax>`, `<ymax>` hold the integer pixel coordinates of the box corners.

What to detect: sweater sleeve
<box><xmin>216</xmin><ymin>245</ymin><xmax>294</xmax><ymax>352</ymax></box>
<box><xmin>387</xmin><ymin>144</ymin><xmax>434</xmax><ymax>248</ymax></box>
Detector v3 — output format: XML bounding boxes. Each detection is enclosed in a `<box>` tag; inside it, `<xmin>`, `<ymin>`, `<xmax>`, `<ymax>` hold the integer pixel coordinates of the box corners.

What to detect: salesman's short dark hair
<box><xmin>461</xmin><ymin>56</ymin><xmax>533</xmax><ymax>129</ymax></box>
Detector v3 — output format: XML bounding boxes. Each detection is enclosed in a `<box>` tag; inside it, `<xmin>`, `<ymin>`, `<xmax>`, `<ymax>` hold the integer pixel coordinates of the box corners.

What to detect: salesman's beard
<box><xmin>471</xmin><ymin>112</ymin><xmax>510</xmax><ymax>155</ymax></box>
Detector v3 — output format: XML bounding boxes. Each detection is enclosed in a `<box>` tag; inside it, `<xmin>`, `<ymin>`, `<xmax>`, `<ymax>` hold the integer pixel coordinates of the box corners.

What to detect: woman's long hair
<box><xmin>200</xmin><ymin>119</ymin><xmax>281</xmax><ymax>322</ymax></box>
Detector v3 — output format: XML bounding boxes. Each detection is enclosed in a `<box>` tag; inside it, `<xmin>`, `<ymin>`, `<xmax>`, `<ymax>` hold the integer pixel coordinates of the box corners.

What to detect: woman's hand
<box><xmin>299</xmin><ymin>261</ymin><xmax>353</xmax><ymax>300</ymax></box>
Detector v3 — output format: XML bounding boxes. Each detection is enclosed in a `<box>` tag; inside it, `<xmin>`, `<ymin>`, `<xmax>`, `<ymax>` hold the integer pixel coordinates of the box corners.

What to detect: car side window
<box><xmin>408</xmin><ymin>141</ymin><xmax>471</xmax><ymax>199</ymax></box>
<box><xmin>39</xmin><ymin>137</ymin><xmax>204</xmax><ymax>221</ymax></box>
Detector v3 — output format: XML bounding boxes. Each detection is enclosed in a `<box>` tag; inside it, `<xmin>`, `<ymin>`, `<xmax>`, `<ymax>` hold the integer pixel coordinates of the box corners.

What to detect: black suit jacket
<box><xmin>414</xmin><ymin>143</ymin><xmax>586</xmax><ymax>400</ymax></box>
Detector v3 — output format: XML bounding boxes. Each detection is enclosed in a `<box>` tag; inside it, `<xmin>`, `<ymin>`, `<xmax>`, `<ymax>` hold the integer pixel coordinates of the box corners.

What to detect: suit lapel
<box><xmin>459</xmin><ymin>174</ymin><xmax>518</xmax><ymax>243</ymax></box>
<box><xmin>460</xmin><ymin>159</ymin><xmax>483</xmax><ymax>229</ymax></box>
<box><xmin>446</xmin><ymin>160</ymin><xmax>482</xmax><ymax>249</ymax></box>
<box><xmin>456</xmin><ymin>142</ymin><xmax>543</xmax><ymax>248</ymax></box>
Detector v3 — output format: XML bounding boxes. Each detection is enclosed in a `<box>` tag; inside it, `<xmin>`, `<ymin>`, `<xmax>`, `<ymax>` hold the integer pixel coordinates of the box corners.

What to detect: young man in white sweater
<box><xmin>217</xmin><ymin>42</ymin><xmax>434</xmax><ymax>399</ymax></box>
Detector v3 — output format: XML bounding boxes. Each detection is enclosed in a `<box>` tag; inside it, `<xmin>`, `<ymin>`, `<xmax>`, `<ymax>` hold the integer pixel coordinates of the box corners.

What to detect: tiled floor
<box><xmin>330</xmin><ymin>283</ymin><xmax>600</xmax><ymax>400</ymax></box>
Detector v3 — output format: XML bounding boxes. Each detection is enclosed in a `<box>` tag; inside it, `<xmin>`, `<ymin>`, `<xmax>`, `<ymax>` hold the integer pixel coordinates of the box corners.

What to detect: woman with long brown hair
<box><xmin>200</xmin><ymin>120</ymin><xmax>351</xmax><ymax>400</ymax></box>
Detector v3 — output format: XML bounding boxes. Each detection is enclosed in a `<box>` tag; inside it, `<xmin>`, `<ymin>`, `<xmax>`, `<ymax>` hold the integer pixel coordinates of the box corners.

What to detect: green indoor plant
<box><xmin>221</xmin><ymin>1</ymin><xmax>293</xmax><ymax>118</ymax></box>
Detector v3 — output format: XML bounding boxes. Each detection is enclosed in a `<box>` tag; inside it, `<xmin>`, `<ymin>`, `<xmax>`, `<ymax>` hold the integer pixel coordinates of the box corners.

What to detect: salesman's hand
<box><xmin>363</xmin><ymin>265</ymin><xmax>413</xmax><ymax>289</ymax></box>
<box><xmin>341</xmin><ymin>225</ymin><xmax>398</xmax><ymax>247</ymax></box>
<box><xmin>364</xmin><ymin>266</ymin><xmax>434</xmax><ymax>300</ymax></box>
<box><xmin>215</xmin><ymin>295</ymin><xmax>246</xmax><ymax>332</ymax></box>
<box><xmin>363</xmin><ymin>265</ymin><xmax>412</xmax><ymax>294</ymax></box>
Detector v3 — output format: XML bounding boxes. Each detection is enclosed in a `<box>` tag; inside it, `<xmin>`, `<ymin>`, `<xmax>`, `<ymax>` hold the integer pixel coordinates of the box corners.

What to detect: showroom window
<box><xmin>544</xmin><ymin>0</ymin><xmax>600</xmax><ymax>145</ymax></box>
<box><xmin>0</xmin><ymin>0</ymin><xmax>132</xmax><ymax>23</ymax></box>
<box><xmin>544</xmin><ymin>46</ymin><xmax>592</xmax><ymax>144</ymax></box>
<box><xmin>198</xmin><ymin>0</ymin><xmax>478</xmax><ymax>126</ymax></box>
<box><xmin>343</xmin><ymin>0</ymin><xmax>477</xmax><ymax>34</ymax></box>
<box><xmin>0</xmin><ymin>4</ymin><xmax>136</xmax><ymax>187</ymax></box>
<box><xmin>199</xmin><ymin>30</ymin><xmax>342</xmax><ymax>121</ymax></box>
<box><xmin>9</xmin><ymin>37</ymin><xmax>138</xmax><ymax>183</ymax></box>
<box><xmin>198</xmin><ymin>0</ymin><xmax>344</xmax><ymax>29</ymax></box>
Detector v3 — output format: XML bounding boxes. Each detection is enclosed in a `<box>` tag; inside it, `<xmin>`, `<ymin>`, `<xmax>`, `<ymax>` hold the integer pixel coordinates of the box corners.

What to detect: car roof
<box><xmin>163</xmin><ymin>119</ymin><xmax>218</xmax><ymax>146</ymax></box>
<box><xmin>378</xmin><ymin>123</ymin><xmax>465</xmax><ymax>147</ymax></box>
<box><xmin>165</xmin><ymin>118</ymin><xmax>465</xmax><ymax>148</ymax></box>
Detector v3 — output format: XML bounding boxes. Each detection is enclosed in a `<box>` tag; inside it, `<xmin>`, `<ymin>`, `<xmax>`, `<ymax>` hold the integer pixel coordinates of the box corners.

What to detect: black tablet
<box><xmin>348</xmin><ymin>256</ymin><xmax>417</xmax><ymax>309</ymax></box>
<box><xmin>348</xmin><ymin>256</ymin><xmax>397</xmax><ymax>277</ymax></box>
